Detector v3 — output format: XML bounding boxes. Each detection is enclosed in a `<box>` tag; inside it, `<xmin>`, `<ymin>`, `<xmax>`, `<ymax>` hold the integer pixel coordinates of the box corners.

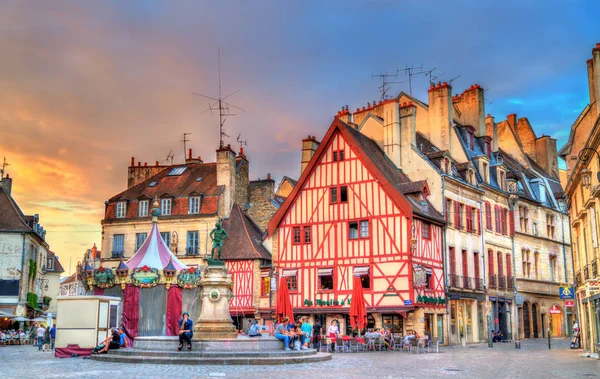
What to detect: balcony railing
<box><xmin>186</xmin><ymin>247</ymin><xmax>199</xmax><ymax>256</ymax></box>
<box><xmin>462</xmin><ymin>276</ymin><xmax>472</xmax><ymax>289</ymax></box>
<box><xmin>112</xmin><ymin>251</ymin><xmax>124</xmax><ymax>258</ymax></box>
<box><xmin>449</xmin><ymin>274</ymin><xmax>461</xmax><ymax>288</ymax></box>
<box><xmin>575</xmin><ymin>271</ymin><xmax>581</xmax><ymax>288</ymax></box>
<box><xmin>506</xmin><ymin>276</ymin><xmax>514</xmax><ymax>289</ymax></box>
<box><xmin>488</xmin><ymin>274</ymin><xmax>497</xmax><ymax>289</ymax></box>
<box><xmin>474</xmin><ymin>278</ymin><xmax>484</xmax><ymax>291</ymax></box>
<box><xmin>498</xmin><ymin>275</ymin><xmax>506</xmax><ymax>289</ymax></box>
<box><xmin>584</xmin><ymin>265</ymin><xmax>590</xmax><ymax>280</ymax></box>
<box><xmin>593</xmin><ymin>259</ymin><xmax>598</xmax><ymax>279</ymax></box>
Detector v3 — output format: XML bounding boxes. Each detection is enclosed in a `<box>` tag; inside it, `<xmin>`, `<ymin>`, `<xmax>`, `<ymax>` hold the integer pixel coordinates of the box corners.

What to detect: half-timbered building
<box><xmin>267</xmin><ymin>118</ymin><xmax>446</xmax><ymax>338</ymax></box>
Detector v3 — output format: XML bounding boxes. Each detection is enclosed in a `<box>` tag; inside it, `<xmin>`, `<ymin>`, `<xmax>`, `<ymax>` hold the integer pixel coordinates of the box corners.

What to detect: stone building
<box><xmin>99</xmin><ymin>146</ymin><xmax>277</xmax><ymax>327</ymax></box>
<box><xmin>0</xmin><ymin>174</ymin><xmax>59</xmax><ymax>318</ymax></box>
<box><xmin>276</xmin><ymin>176</ymin><xmax>297</xmax><ymax>198</ymax></box>
<box><xmin>326</xmin><ymin>78</ymin><xmax>571</xmax><ymax>342</ymax></box>
<box><xmin>559</xmin><ymin>42</ymin><xmax>600</xmax><ymax>354</ymax></box>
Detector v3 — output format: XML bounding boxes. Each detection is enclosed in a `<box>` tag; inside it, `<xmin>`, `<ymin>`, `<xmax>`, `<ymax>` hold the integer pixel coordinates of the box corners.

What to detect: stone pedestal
<box><xmin>193</xmin><ymin>264</ymin><xmax>237</xmax><ymax>339</ymax></box>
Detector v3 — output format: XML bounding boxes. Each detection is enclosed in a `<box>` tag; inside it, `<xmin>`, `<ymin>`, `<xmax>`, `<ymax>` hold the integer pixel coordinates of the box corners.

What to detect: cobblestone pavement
<box><xmin>1</xmin><ymin>338</ymin><xmax>598</xmax><ymax>379</ymax></box>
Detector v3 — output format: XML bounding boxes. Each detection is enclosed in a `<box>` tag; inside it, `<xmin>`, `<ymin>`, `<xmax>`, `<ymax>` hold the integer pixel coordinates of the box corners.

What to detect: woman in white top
<box><xmin>327</xmin><ymin>321</ymin><xmax>339</xmax><ymax>352</ymax></box>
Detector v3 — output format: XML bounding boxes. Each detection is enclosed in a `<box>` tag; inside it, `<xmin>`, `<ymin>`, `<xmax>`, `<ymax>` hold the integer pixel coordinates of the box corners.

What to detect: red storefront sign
<box><xmin>548</xmin><ymin>305</ymin><xmax>561</xmax><ymax>314</ymax></box>
<box><xmin>565</xmin><ymin>300</ymin><xmax>574</xmax><ymax>308</ymax></box>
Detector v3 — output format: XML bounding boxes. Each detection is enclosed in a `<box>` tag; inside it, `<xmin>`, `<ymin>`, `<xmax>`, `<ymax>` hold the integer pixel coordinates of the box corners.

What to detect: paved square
<box><xmin>1</xmin><ymin>339</ymin><xmax>598</xmax><ymax>378</ymax></box>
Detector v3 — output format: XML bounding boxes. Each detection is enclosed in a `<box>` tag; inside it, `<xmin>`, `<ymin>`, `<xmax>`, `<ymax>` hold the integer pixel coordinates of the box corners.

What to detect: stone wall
<box><xmin>247</xmin><ymin>178</ymin><xmax>277</xmax><ymax>232</ymax></box>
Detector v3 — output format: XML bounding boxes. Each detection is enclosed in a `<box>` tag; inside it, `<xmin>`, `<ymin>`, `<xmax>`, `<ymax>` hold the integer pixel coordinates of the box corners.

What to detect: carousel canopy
<box><xmin>126</xmin><ymin>222</ymin><xmax>187</xmax><ymax>270</ymax></box>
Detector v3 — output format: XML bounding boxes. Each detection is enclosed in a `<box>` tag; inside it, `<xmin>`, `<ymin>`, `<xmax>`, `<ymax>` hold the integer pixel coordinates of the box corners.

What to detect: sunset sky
<box><xmin>1</xmin><ymin>1</ymin><xmax>598</xmax><ymax>276</ymax></box>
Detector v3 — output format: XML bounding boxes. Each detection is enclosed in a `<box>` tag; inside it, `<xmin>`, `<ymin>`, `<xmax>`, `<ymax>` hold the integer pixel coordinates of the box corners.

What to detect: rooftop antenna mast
<box><xmin>398</xmin><ymin>64</ymin><xmax>430</xmax><ymax>96</ymax></box>
<box><xmin>181</xmin><ymin>133</ymin><xmax>192</xmax><ymax>162</ymax></box>
<box><xmin>193</xmin><ymin>47</ymin><xmax>245</xmax><ymax>148</ymax></box>
<box><xmin>423</xmin><ymin>67</ymin><xmax>441</xmax><ymax>86</ymax></box>
<box><xmin>164</xmin><ymin>150</ymin><xmax>174</xmax><ymax>166</ymax></box>
<box><xmin>371</xmin><ymin>68</ymin><xmax>402</xmax><ymax>101</ymax></box>
<box><xmin>236</xmin><ymin>134</ymin><xmax>248</xmax><ymax>151</ymax></box>
<box><xmin>1</xmin><ymin>157</ymin><xmax>9</xmax><ymax>178</ymax></box>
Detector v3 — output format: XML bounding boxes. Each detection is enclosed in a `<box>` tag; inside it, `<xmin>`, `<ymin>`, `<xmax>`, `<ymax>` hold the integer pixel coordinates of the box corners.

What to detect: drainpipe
<box><xmin>509</xmin><ymin>196</ymin><xmax>519</xmax><ymax>345</ymax></box>
<box><xmin>441</xmin><ymin>175</ymin><xmax>450</xmax><ymax>345</ymax></box>
<box><xmin>560</xmin><ymin>210</ymin><xmax>569</xmax><ymax>338</ymax></box>
<box><xmin>478</xmin><ymin>196</ymin><xmax>487</xmax><ymax>344</ymax></box>
<box><xmin>19</xmin><ymin>233</ymin><xmax>26</xmax><ymax>315</ymax></box>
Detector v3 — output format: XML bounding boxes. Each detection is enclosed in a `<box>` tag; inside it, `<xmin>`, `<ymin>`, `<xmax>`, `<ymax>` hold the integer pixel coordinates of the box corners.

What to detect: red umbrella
<box><xmin>349</xmin><ymin>276</ymin><xmax>367</xmax><ymax>331</ymax></box>
<box><xmin>275</xmin><ymin>277</ymin><xmax>294</xmax><ymax>323</ymax></box>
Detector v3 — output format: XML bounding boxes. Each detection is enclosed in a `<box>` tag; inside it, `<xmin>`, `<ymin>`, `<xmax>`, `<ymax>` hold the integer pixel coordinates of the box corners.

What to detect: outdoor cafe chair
<box><xmin>355</xmin><ymin>337</ymin><xmax>366</xmax><ymax>352</ymax></box>
<box><xmin>393</xmin><ymin>336</ymin><xmax>403</xmax><ymax>351</ymax></box>
<box><xmin>334</xmin><ymin>337</ymin><xmax>347</xmax><ymax>353</ymax></box>
<box><xmin>409</xmin><ymin>338</ymin><xmax>419</xmax><ymax>354</ymax></box>
<box><xmin>348</xmin><ymin>337</ymin><xmax>360</xmax><ymax>353</ymax></box>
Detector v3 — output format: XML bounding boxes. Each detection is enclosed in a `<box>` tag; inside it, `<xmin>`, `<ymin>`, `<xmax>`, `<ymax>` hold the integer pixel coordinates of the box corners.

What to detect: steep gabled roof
<box><xmin>47</xmin><ymin>251</ymin><xmax>65</xmax><ymax>273</ymax></box>
<box><xmin>221</xmin><ymin>204</ymin><xmax>271</xmax><ymax>260</ymax></box>
<box><xmin>0</xmin><ymin>187</ymin><xmax>30</xmax><ymax>232</ymax></box>
<box><xmin>268</xmin><ymin>118</ymin><xmax>444</xmax><ymax>236</ymax></box>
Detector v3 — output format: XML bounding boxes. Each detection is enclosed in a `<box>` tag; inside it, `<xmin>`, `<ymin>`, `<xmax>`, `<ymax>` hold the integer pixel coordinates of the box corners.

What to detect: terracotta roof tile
<box><xmin>0</xmin><ymin>188</ymin><xmax>30</xmax><ymax>232</ymax></box>
<box><xmin>221</xmin><ymin>204</ymin><xmax>271</xmax><ymax>260</ymax></box>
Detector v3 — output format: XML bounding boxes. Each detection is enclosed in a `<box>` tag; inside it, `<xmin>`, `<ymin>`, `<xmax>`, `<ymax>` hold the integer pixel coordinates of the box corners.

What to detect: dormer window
<box><xmin>443</xmin><ymin>158</ymin><xmax>450</xmax><ymax>174</ymax></box>
<box><xmin>482</xmin><ymin>162</ymin><xmax>489</xmax><ymax>183</ymax></box>
<box><xmin>498</xmin><ymin>169</ymin><xmax>506</xmax><ymax>191</ymax></box>
<box><xmin>189</xmin><ymin>196</ymin><xmax>201</xmax><ymax>214</ymax></box>
<box><xmin>116</xmin><ymin>201</ymin><xmax>126</xmax><ymax>218</ymax></box>
<box><xmin>468</xmin><ymin>169</ymin><xmax>475</xmax><ymax>184</ymax></box>
<box><xmin>139</xmin><ymin>200</ymin><xmax>149</xmax><ymax>217</ymax></box>
<box><xmin>485</xmin><ymin>141</ymin><xmax>491</xmax><ymax>156</ymax></box>
<box><xmin>161</xmin><ymin>198</ymin><xmax>172</xmax><ymax>215</ymax></box>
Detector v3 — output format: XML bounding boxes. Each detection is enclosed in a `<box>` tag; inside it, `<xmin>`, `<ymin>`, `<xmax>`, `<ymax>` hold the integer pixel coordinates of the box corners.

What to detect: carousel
<box><xmin>78</xmin><ymin>202</ymin><xmax>202</xmax><ymax>342</ymax></box>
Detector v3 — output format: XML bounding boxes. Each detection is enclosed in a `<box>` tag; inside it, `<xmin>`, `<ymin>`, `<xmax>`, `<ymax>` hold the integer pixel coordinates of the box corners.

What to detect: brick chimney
<box><xmin>185</xmin><ymin>149</ymin><xmax>203</xmax><ymax>164</ymax></box>
<box><xmin>453</xmin><ymin>84</ymin><xmax>485</xmax><ymax>137</ymax></box>
<box><xmin>301</xmin><ymin>136</ymin><xmax>320</xmax><ymax>174</ymax></box>
<box><xmin>0</xmin><ymin>174</ymin><xmax>12</xmax><ymax>196</ymax></box>
<box><xmin>535</xmin><ymin>135</ymin><xmax>559</xmax><ymax>179</ymax></box>
<box><xmin>588</xmin><ymin>43</ymin><xmax>600</xmax><ymax>117</ymax></box>
<box><xmin>399</xmin><ymin>102</ymin><xmax>417</xmax><ymax>168</ymax></box>
<box><xmin>127</xmin><ymin>156</ymin><xmax>166</xmax><ymax>188</ymax></box>
<box><xmin>516</xmin><ymin>117</ymin><xmax>537</xmax><ymax>158</ymax></box>
<box><xmin>235</xmin><ymin>147</ymin><xmax>249</xmax><ymax>205</ymax></box>
<box><xmin>428</xmin><ymin>82</ymin><xmax>453</xmax><ymax>151</ymax></box>
<box><xmin>381</xmin><ymin>99</ymin><xmax>401</xmax><ymax>167</ymax></box>
<box><xmin>485</xmin><ymin>114</ymin><xmax>498</xmax><ymax>153</ymax></box>
<box><xmin>336</xmin><ymin>106</ymin><xmax>353</xmax><ymax>124</ymax></box>
<box><xmin>217</xmin><ymin>144</ymin><xmax>237</xmax><ymax>217</ymax></box>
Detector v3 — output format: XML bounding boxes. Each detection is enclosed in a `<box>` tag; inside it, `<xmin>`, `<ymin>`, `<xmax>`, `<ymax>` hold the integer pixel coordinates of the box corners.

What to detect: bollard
<box><xmin>547</xmin><ymin>328</ymin><xmax>551</xmax><ymax>349</ymax></box>
<box><xmin>488</xmin><ymin>329</ymin><xmax>493</xmax><ymax>348</ymax></box>
<box><xmin>515</xmin><ymin>340</ymin><xmax>521</xmax><ymax>349</ymax></box>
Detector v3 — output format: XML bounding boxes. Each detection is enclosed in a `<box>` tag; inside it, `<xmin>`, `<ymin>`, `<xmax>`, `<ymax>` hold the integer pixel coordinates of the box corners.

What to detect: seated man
<box><xmin>118</xmin><ymin>328</ymin><xmax>129</xmax><ymax>348</ymax></box>
<box><xmin>274</xmin><ymin>317</ymin><xmax>293</xmax><ymax>351</ymax></box>
<box><xmin>94</xmin><ymin>329</ymin><xmax>121</xmax><ymax>354</ymax></box>
<box><xmin>248</xmin><ymin>320</ymin><xmax>262</xmax><ymax>337</ymax></box>
<box><xmin>177</xmin><ymin>312</ymin><xmax>194</xmax><ymax>351</ymax></box>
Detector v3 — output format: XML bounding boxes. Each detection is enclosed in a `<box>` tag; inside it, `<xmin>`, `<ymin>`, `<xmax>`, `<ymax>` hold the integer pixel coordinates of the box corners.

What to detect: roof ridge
<box><xmin>235</xmin><ymin>204</ymin><xmax>262</xmax><ymax>259</ymax></box>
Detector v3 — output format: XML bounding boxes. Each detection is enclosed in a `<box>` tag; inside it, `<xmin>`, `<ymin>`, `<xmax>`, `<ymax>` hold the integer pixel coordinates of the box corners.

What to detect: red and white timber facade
<box><xmin>267</xmin><ymin>119</ymin><xmax>446</xmax><ymax>337</ymax></box>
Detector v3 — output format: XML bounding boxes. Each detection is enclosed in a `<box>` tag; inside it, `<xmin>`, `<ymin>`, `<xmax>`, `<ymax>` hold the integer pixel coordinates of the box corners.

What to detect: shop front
<box><xmin>448</xmin><ymin>292</ymin><xmax>485</xmax><ymax>344</ymax></box>
<box><xmin>548</xmin><ymin>304</ymin><xmax>563</xmax><ymax>337</ymax></box>
<box><xmin>489</xmin><ymin>296</ymin><xmax>512</xmax><ymax>341</ymax></box>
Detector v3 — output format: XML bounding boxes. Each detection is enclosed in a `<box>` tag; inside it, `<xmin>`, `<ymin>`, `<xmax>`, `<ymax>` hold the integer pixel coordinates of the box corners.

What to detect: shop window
<box><xmin>317</xmin><ymin>268</ymin><xmax>333</xmax><ymax>290</ymax></box>
<box><xmin>367</xmin><ymin>315</ymin><xmax>376</xmax><ymax>329</ymax></box>
<box><xmin>382</xmin><ymin>314</ymin><xmax>404</xmax><ymax>333</ymax></box>
<box><xmin>353</xmin><ymin>266</ymin><xmax>371</xmax><ymax>289</ymax></box>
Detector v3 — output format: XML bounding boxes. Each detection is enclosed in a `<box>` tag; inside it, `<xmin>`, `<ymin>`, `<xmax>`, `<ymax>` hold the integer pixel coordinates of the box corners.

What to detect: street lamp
<box><xmin>581</xmin><ymin>168</ymin><xmax>592</xmax><ymax>188</ymax></box>
<box><xmin>506</xmin><ymin>174</ymin><xmax>520</xmax><ymax>348</ymax></box>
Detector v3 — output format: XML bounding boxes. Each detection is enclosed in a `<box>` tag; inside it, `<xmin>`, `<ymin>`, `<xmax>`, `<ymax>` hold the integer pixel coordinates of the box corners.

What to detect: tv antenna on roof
<box><xmin>1</xmin><ymin>157</ymin><xmax>9</xmax><ymax>178</ymax></box>
<box><xmin>236</xmin><ymin>134</ymin><xmax>248</xmax><ymax>151</ymax></box>
<box><xmin>398</xmin><ymin>64</ymin><xmax>431</xmax><ymax>96</ymax></box>
<box><xmin>181</xmin><ymin>133</ymin><xmax>192</xmax><ymax>162</ymax></box>
<box><xmin>193</xmin><ymin>47</ymin><xmax>245</xmax><ymax>148</ymax></box>
<box><xmin>164</xmin><ymin>150</ymin><xmax>174</xmax><ymax>166</ymax></box>
<box><xmin>372</xmin><ymin>68</ymin><xmax>403</xmax><ymax>101</ymax></box>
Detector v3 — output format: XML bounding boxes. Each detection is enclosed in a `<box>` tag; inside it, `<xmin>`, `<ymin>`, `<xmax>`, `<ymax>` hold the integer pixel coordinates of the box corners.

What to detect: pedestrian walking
<box><xmin>36</xmin><ymin>324</ymin><xmax>45</xmax><ymax>351</ymax></box>
<box><xmin>50</xmin><ymin>324</ymin><xmax>56</xmax><ymax>350</ymax></box>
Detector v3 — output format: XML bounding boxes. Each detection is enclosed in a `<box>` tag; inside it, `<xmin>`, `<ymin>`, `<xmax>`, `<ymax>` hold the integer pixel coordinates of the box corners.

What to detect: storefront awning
<box><xmin>395</xmin><ymin>310</ymin><xmax>407</xmax><ymax>318</ymax></box>
<box><xmin>317</xmin><ymin>268</ymin><xmax>333</xmax><ymax>276</ymax></box>
<box><xmin>353</xmin><ymin>266</ymin><xmax>369</xmax><ymax>276</ymax></box>
<box><xmin>281</xmin><ymin>269</ymin><xmax>297</xmax><ymax>277</ymax></box>
<box><xmin>260</xmin><ymin>271</ymin><xmax>270</xmax><ymax>277</ymax></box>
